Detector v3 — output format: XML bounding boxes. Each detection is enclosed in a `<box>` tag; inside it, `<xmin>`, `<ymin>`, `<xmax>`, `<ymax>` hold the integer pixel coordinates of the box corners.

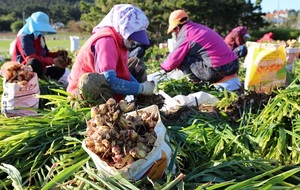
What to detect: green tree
<box><xmin>0</xmin><ymin>0</ymin><xmax>83</xmax><ymax>31</ymax></box>
<box><xmin>79</xmin><ymin>0</ymin><xmax>266</xmax><ymax>42</ymax></box>
<box><xmin>0</xmin><ymin>11</ymin><xmax>18</xmax><ymax>31</ymax></box>
<box><xmin>10</xmin><ymin>20</ymin><xmax>24</xmax><ymax>33</ymax></box>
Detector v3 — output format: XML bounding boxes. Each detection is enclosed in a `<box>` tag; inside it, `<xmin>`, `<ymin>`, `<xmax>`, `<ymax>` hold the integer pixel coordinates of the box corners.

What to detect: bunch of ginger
<box><xmin>85</xmin><ymin>98</ymin><xmax>158</xmax><ymax>169</ymax></box>
<box><xmin>286</xmin><ymin>39</ymin><xmax>298</xmax><ymax>48</ymax></box>
<box><xmin>1</xmin><ymin>62</ymin><xmax>35</xmax><ymax>85</ymax></box>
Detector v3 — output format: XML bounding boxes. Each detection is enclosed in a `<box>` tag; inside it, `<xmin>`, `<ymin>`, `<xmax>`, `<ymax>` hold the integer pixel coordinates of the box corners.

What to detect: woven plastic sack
<box><xmin>285</xmin><ymin>47</ymin><xmax>300</xmax><ymax>83</ymax></box>
<box><xmin>1</xmin><ymin>73</ymin><xmax>40</xmax><ymax>117</ymax></box>
<box><xmin>82</xmin><ymin>105</ymin><xmax>175</xmax><ymax>181</ymax></box>
<box><xmin>244</xmin><ymin>42</ymin><xmax>286</xmax><ymax>93</ymax></box>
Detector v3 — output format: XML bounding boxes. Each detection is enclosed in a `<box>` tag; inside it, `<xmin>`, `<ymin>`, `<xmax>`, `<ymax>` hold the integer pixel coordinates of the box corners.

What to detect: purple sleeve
<box><xmin>161</xmin><ymin>37</ymin><xmax>190</xmax><ymax>71</ymax></box>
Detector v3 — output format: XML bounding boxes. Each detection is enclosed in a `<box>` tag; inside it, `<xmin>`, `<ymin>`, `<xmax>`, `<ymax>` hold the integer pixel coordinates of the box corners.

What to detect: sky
<box><xmin>251</xmin><ymin>0</ymin><xmax>300</xmax><ymax>13</ymax></box>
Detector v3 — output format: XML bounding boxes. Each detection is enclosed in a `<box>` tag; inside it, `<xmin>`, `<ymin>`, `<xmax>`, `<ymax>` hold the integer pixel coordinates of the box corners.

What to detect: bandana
<box><xmin>92</xmin><ymin>4</ymin><xmax>149</xmax><ymax>40</ymax></box>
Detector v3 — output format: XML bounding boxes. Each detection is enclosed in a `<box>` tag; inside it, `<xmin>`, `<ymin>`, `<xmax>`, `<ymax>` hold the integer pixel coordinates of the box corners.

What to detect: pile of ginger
<box><xmin>85</xmin><ymin>98</ymin><xmax>158</xmax><ymax>169</ymax></box>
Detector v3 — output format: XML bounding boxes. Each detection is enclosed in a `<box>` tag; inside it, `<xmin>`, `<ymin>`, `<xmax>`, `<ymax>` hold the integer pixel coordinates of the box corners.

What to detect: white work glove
<box><xmin>141</xmin><ymin>81</ymin><xmax>155</xmax><ymax>95</ymax></box>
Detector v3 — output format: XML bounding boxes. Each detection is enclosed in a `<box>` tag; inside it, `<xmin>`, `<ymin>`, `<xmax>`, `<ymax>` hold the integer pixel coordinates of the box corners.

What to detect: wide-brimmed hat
<box><xmin>167</xmin><ymin>10</ymin><xmax>189</xmax><ymax>34</ymax></box>
<box><xmin>28</xmin><ymin>12</ymin><xmax>56</xmax><ymax>34</ymax></box>
<box><xmin>129</xmin><ymin>30</ymin><xmax>150</xmax><ymax>45</ymax></box>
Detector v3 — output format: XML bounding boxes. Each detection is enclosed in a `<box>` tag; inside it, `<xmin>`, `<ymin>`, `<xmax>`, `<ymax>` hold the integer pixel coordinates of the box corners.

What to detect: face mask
<box><xmin>171</xmin><ymin>32</ymin><xmax>177</xmax><ymax>41</ymax></box>
<box><xmin>124</xmin><ymin>38</ymin><xmax>138</xmax><ymax>49</ymax></box>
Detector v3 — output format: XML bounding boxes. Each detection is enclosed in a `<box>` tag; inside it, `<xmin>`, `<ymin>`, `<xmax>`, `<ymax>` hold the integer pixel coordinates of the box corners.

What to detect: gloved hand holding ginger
<box><xmin>56</xmin><ymin>50</ymin><xmax>72</xmax><ymax>67</ymax></box>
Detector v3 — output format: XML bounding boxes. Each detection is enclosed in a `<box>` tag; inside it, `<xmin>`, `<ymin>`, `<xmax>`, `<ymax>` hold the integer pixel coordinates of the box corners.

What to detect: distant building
<box><xmin>263</xmin><ymin>9</ymin><xmax>300</xmax><ymax>29</ymax></box>
<box><xmin>263</xmin><ymin>9</ymin><xmax>288</xmax><ymax>24</ymax></box>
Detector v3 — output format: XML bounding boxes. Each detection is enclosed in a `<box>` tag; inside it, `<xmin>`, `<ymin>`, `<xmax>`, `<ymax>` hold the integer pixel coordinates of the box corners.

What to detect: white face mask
<box><xmin>171</xmin><ymin>32</ymin><xmax>177</xmax><ymax>41</ymax></box>
<box><xmin>124</xmin><ymin>38</ymin><xmax>138</xmax><ymax>49</ymax></box>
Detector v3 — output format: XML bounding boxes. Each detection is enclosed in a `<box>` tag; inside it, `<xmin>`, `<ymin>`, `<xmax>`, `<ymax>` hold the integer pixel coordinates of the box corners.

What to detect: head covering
<box><xmin>17</xmin><ymin>11</ymin><xmax>56</xmax><ymax>38</ymax></box>
<box><xmin>233</xmin><ymin>26</ymin><xmax>251</xmax><ymax>38</ymax></box>
<box><xmin>92</xmin><ymin>4</ymin><xmax>150</xmax><ymax>45</ymax></box>
<box><xmin>167</xmin><ymin>10</ymin><xmax>189</xmax><ymax>34</ymax></box>
<box><xmin>129</xmin><ymin>30</ymin><xmax>150</xmax><ymax>45</ymax></box>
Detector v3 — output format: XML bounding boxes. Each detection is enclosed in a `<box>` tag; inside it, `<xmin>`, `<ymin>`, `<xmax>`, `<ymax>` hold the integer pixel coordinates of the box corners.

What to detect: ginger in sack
<box><xmin>1</xmin><ymin>61</ymin><xmax>35</xmax><ymax>85</ymax></box>
<box><xmin>85</xmin><ymin>98</ymin><xmax>159</xmax><ymax>169</ymax></box>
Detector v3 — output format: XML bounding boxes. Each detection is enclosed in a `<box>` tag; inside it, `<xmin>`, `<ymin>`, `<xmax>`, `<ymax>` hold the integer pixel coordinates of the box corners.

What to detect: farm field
<box><xmin>0</xmin><ymin>32</ymin><xmax>88</xmax><ymax>56</ymax></box>
<box><xmin>0</xmin><ymin>31</ymin><xmax>300</xmax><ymax>189</ymax></box>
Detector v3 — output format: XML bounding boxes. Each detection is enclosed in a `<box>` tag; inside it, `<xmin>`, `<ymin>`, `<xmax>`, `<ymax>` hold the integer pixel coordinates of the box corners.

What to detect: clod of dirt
<box><xmin>135</xmin><ymin>94</ymin><xmax>165</xmax><ymax>109</ymax></box>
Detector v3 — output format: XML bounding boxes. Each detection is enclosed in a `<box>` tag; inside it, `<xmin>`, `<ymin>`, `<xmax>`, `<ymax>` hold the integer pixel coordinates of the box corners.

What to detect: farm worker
<box><xmin>11</xmin><ymin>11</ymin><xmax>71</xmax><ymax>87</ymax></box>
<box><xmin>161</xmin><ymin>10</ymin><xmax>241</xmax><ymax>91</ymax></box>
<box><xmin>257</xmin><ymin>32</ymin><xmax>274</xmax><ymax>43</ymax></box>
<box><xmin>67</xmin><ymin>4</ymin><xmax>155</xmax><ymax>106</ymax></box>
<box><xmin>224</xmin><ymin>26</ymin><xmax>251</xmax><ymax>58</ymax></box>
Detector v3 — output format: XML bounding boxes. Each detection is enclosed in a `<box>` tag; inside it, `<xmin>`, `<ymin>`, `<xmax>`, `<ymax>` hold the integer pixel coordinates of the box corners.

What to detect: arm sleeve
<box><xmin>160</xmin><ymin>38</ymin><xmax>190</xmax><ymax>71</ymax></box>
<box><xmin>103</xmin><ymin>70</ymin><xmax>143</xmax><ymax>95</ymax></box>
<box><xmin>47</xmin><ymin>49</ymin><xmax>59</xmax><ymax>58</ymax></box>
<box><xmin>130</xmin><ymin>73</ymin><xmax>138</xmax><ymax>82</ymax></box>
<box><xmin>94</xmin><ymin>37</ymin><xmax>119</xmax><ymax>72</ymax></box>
<box><xmin>94</xmin><ymin>38</ymin><xmax>142</xmax><ymax>95</ymax></box>
<box><xmin>20</xmin><ymin>35</ymin><xmax>54</xmax><ymax>66</ymax></box>
<box><xmin>24</xmin><ymin>54</ymin><xmax>54</xmax><ymax>66</ymax></box>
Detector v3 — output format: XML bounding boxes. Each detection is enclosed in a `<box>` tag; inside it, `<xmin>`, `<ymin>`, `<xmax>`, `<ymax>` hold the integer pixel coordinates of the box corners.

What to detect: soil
<box><xmin>220</xmin><ymin>90</ymin><xmax>276</xmax><ymax>122</ymax></box>
<box><xmin>161</xmin><ymin>89</ymin><xmax>276</xmax><ymax>124</ymax></box>
<box><xmin>135</xmin><ymin>94</ymin><xmax>165</xmax><ymax>109</ymax></box>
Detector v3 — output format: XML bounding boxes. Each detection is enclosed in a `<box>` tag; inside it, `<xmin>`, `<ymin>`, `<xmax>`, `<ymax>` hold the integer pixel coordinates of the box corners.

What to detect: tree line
<box><xmin>0</xmin><ymin>0</ymin><xmax>86</xmax><ymax>31</ymax></box>
<box><xmin>80</xmin><ymin>0</ymin><xmax>268</xmax><ymax>41</ymax></box>
<box><xmin>0</xmin><ymin>0</ymin><xmax>270</xmax><ymax>42</ymax></box>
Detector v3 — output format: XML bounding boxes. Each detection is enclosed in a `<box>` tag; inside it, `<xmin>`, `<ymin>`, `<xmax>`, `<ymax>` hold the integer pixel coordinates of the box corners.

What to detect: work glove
<box><xmin>141</xmin><ymin>81</ymin><xmax>155</xmax><ymax>95</ymax></box>
<box><xmin>53</xmin><ymin>56</ymin><xmax>68</xmax><ymax>69</ymax></box>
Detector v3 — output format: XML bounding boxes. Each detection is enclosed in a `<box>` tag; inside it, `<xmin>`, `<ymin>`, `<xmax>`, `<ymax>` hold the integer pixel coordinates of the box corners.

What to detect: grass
<box><xmin>0</xmin><ymin>32</ymin><xmax>88</xmax><ymax>55</ymax></box>
<box><xmin>0</xmin><ymin>39</ymin><xmax>13</xmax><ymax>55</ymax></box>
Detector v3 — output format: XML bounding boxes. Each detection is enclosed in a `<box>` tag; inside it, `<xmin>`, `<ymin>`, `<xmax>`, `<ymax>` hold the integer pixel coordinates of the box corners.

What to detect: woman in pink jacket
<box><xmin>257</xmin><ymin>32</ymin><xmax>274</xmax><ymax>43</ymax></box>
<box><xmin>161</xmin><ymin>10</ymin><xmax>240</xmax><ymax>90</ymax></box>
<box><xmin>67</xmin><ymin>4</ymin><xmax>155</xmax><ymax>106</ymax></box>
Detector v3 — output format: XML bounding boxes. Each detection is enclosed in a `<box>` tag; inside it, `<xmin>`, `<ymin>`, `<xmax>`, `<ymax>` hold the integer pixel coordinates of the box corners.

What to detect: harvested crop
<box><xmin>85</xmin><ymin>98</ymin><xmax>158</xmax><ymax>169</ymax></box>
<box><xmin>2</xmin><ymin>62</ymin><xmax>35</xmax><ymax>85</ymax></box>
<box><xmin>58</xmin><ymin>50</ymin><xmax>72</xmax><ymax>66</ymax></box>
<box><xmin>286</xmin><ymin>39</ymin><xmax>298</xmax><ymax>48</ymax></box>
